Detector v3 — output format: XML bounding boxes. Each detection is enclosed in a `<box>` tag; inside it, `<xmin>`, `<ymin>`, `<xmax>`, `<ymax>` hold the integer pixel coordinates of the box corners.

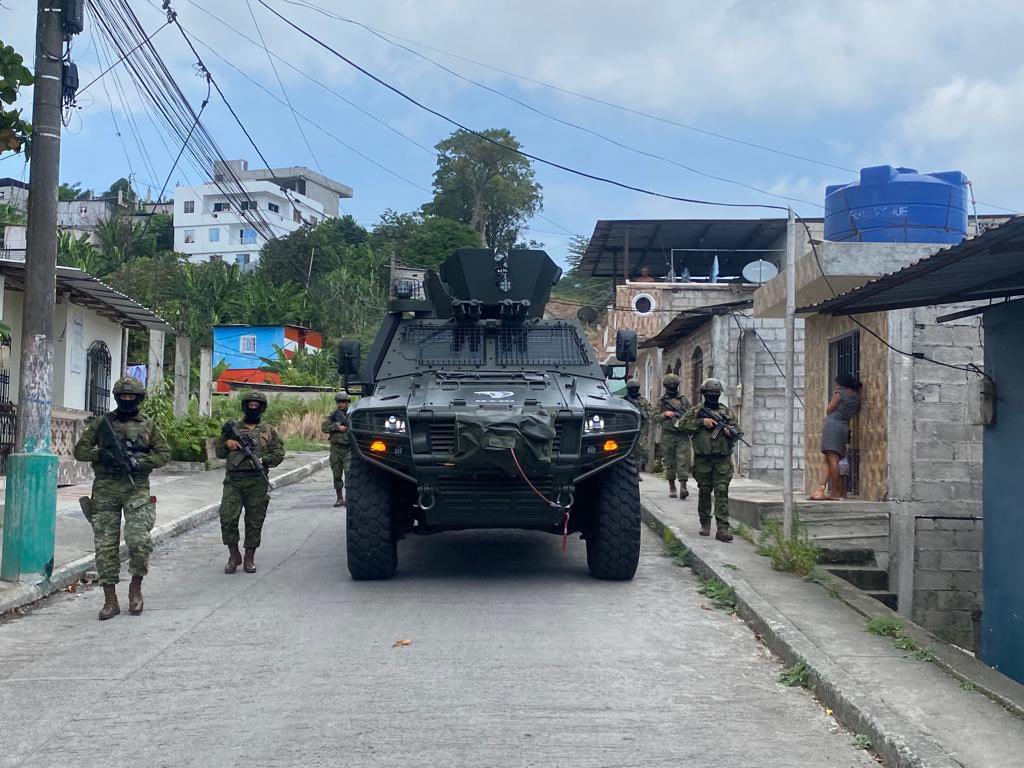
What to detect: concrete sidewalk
<box><xmin>639</xmin><ymin>473</ymin><xmax>1024</xmax><ymax>768</ymax></box>
<box><xmin>0</xmin><ymin>452</ymin><xmax>329</xmax><ymax>616</ymax></box>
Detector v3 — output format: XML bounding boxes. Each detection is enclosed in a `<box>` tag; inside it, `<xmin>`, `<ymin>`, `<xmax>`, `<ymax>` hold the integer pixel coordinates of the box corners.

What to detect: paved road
<box><xmin>0</xmin><ymin>473</ymin><xmax>875</xmax><ymax>768</ymax></box>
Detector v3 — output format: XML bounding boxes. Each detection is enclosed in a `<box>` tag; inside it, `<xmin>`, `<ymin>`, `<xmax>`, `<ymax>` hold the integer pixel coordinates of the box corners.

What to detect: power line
<box><xmin>77</xmin><ymin>18</ymin><xmax>171</xmax><ymax>94</ymax></box>
<box><xmin>283</xmin><ymin>0</ymin><xmax>821</xmax><ymax>210</ymax></box>
<box><xmin>259</xmin><ymin>0</ymin><xmax>789</xmax><ymax>214</ymax></box>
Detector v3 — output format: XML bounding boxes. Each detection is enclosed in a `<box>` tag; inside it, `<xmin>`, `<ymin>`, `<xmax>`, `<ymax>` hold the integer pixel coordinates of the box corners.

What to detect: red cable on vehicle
<box><xmin>510</xmin><ymin>448</ymin><xmax>572</xmax><ymax>551</ymax></box>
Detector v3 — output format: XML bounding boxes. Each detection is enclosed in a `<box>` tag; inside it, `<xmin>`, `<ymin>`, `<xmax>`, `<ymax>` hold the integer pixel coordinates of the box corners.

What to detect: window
<box><xmin>828</xmin><ymin>331</ymin><xmax>861</xmax><ymax>494</ymax></box>
<box><xmin>183</xmin><ymin>200</ymin><xmax>195</xmax><ymax>213</ymax></box>
<box><xmin>241</xmin><ymin>200</ymin><xmax>257</xmax><ymax>211</ymax></box>
<box><xmin>79</xmin><ymin>205</ymin><xmax>88</xmax><ymax>216</ymax></box>
<box><xmin>86</xmin><ymin>341</ymin><xmax>112</xmax><ymax>416</ymax></box>
<box><xmin>240</xmin><ymin>335</ymin><xmax>257</xmax><ymax>354</ymax></box>
<box><xmin>208</xmin><ymin>227</ymin><xmax>220</xmax><ymax>243</ymax></box>
<box><xmin>209</xmin><ymin>254</ymin><xmax>223</xmax><ymax>262</ymax></box>
<box><xmin>183</xmin><ymin>229</ymin><xmax>195</xmax><ymax>244</ymax></box>
<box><xmin>236</xmin><ymin>253</ymin><xmax>251</xmax><ymax>266</ymax></box>
<box><xmin>213</xmin><ymin>202</ymin><xmax>227</xmax><ymax>213</ymax></box>
<box><xmin>268</xmin><ymin>202</ymin><xmax>279</xmax><ymax>213</ymax></box>
<box><xmin>632</xmin><ymin>293</ymin><xmax>655</xmax><ymax>316</ymax></box>
<box><xmin>293</xmin><ymin>208</ymin><xmax>302</xmax><ymax>223</ymax></box>
<box><xmin>308</xmin><ymin>216</ymin><xmax>318</xmax><ymax>225</ymax></box>
<box><xmin>240</xmin><ymin>228</ymin><xmax>257</xmax><ymax>245</ymax></box>
<box><xmin>690</xmin><ymin>347</ymin><xmax>704</xmax><ymax>404</ymax></box>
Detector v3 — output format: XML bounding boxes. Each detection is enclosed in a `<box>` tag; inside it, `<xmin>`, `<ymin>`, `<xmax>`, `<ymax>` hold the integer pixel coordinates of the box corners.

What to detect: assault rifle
<box><xmin>223</xmin><ymin>421</ymin><xmax>269</xmax><ymax>480</ymax></box>
<box><xmin>698</xmin><ymin>407</ymin><xmax>751</xmax><ymax>447</ymax></box>
<box><xmin>101</xmin><ymin>414</ymin><xmax>140</xmax><ymax>487</ymax></box>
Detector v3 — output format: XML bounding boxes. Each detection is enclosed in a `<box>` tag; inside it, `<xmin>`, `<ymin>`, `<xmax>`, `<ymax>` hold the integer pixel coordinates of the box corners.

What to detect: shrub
<box><xmin>698</xmin><ymin>577</ymin><xmax>737</xmax><ymax>610</ymax></box>
<box><xmin>865</xmin><ymin>616</ymin><xmax>904</xmax><ymax>637</ymax></box>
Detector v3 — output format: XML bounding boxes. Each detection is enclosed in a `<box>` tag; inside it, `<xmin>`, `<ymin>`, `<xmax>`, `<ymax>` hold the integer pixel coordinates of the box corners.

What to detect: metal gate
<box><xmin>828</xmin><ymin>331</ymin><xmax>861</xmax><ymax>494</ymax></box>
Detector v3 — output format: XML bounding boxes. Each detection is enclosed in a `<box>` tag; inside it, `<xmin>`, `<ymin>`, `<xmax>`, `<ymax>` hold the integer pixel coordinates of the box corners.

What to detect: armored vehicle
<box><xmin>338</xmin><ymin>249</ymin><xmax>641</xmax><ymax>580</ymax></box>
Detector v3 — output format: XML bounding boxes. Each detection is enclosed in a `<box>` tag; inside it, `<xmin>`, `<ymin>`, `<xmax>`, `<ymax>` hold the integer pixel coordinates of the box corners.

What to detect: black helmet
<box><xmin>700</xmin><ymin>378</ymin><xmax>724</xmax><ymax>395</ymax></box>
<box><xmin>240</xmin><ymin>390</ymin><xmax>268</xmax><ymax>407</ymax></box>
<box><xmin>335</xmin><ymin>392</ymin><xmax>351</xmax><ymax>403</ymax></box>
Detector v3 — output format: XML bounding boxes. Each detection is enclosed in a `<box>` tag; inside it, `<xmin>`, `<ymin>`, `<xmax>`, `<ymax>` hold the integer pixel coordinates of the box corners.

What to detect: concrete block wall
<box><xmin>912</xmin><ymin>516</ymin><xmax>983</xmax><ymax>650</ymax></box>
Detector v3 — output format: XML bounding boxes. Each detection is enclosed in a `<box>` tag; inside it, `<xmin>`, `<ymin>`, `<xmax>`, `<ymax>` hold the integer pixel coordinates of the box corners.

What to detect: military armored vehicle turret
<box><xmin>337</xmin><ymin>248</ymin><xmax>641</xmax><ymax>580</ymax></box>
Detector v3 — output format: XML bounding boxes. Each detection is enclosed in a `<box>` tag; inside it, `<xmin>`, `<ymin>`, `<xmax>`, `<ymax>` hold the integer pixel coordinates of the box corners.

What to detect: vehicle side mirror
<box><xmin>337</xmin><ymin>340</ymin><xmax>361</xmax><ymax>376</ymax></box>
<box><xmin>601</xmin><ymin>364</ymin><xmax>628</xmax><ymax>380</ymax></box>
<box><xmin>615</xmin><ymin>329</ymin><xmax>637</xmax><ymax>363</ymax></box>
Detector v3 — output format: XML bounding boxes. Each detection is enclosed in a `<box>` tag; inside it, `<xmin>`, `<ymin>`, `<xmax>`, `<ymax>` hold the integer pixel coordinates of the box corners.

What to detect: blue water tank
<box><xmin>824</xmin><ymin>165</ymin><xmax>969</xmax><ymax>244</ymax></box>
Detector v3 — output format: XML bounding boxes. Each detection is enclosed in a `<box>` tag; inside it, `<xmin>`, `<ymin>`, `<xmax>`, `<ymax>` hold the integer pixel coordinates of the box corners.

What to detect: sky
<box><xmin>2</xmin><ymin>0</ymin><xmax>1022</xmax><ymax>269</ymax></box>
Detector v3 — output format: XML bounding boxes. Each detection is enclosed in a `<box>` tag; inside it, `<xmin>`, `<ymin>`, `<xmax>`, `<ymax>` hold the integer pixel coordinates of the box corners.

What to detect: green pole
<box><xmin>0</xmin><ymin>0</ymin><xmax>63</xmax><ymax>583</ymax></box>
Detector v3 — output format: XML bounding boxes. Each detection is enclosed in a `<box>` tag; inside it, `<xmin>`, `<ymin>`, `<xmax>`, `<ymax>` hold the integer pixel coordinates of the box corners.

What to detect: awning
<box><xmin>639</xmin><ymin>298</ymin><xmax>753</xmax><ymax>348</ymax></box>
<box><xmin>581</xmin><ymin>218</ymin><xmax>807</xmax><ymax>278</ymax></box>
<box><xmin>804</xmin><ymin>217</ymin><xmax>1024</xmax><ymax>315</ymax></box>
<box><xmin>0</xmin><ymin>260</ymin><xmax>172</xmax><ymax>331</ymax></box>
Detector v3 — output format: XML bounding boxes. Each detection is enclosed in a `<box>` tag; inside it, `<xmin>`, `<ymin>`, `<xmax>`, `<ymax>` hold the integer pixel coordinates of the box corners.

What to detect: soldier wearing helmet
<box><xmin>623</xmin><ymin>379</ymin><xmax>653</xmax><ymax>472</ymax></box>
<box><xmin>321</xmin><ymin>392</ymin><xmax>353</xmax><ymax>506</ymax></box>
<box><xmin>656</xmin><ymin>372</ymin><xmax>692</xmax><ymax>499</ymax></box>
<box><xmin>73</xmin><ymin>376</ymin><xmax>170</xmax><ymax>621</ymax></box>
<box><xmin>677</xmin><ymin>377</ymin><xmax>738</xmax><ymax>542</ymax></box>
<box><xmin>215</xmin><ymin>390</ymin><xmax>285</xmax><ymax>574</ymax></box>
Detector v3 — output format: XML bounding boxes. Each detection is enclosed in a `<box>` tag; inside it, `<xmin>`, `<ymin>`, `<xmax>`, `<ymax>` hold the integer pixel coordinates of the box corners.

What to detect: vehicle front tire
<box><xmin>585</xmin><ymin>459</ymin><xmax>641</xmax><ymax>580</ymax></box>
<box><xmin>346</xmin><ymin>456</ymin><xmax>398</xmax><ymax>580</ymax></box>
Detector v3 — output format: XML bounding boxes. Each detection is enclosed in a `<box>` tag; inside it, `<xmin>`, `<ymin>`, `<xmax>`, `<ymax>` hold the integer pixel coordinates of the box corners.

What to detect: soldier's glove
<box><xmin>98</xmin><ymin>448</ymin><xmax>120</xmax><ymax>467</ymax></box>
<box><xmin>221</xmin><ymin>421</ymin><xmax>236</xmax><ymax>437</ymax></box>
<box><xmin>127</xmin><ymin>457</ymin><xmax>141</xmax><ymax>472</ymax></box>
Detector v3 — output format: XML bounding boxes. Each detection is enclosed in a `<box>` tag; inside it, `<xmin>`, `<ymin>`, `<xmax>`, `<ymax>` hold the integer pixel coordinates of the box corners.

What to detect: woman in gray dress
<box><xmin>810</xmin><ymin>373</ymin><xmax>861</xmax><ymax>500</ymax></box>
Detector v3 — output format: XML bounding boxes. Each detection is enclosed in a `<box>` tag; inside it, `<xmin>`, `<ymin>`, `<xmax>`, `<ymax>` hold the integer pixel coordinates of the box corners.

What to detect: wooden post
<box><xmin>199</xmin><ymin>346</ymin><xmax>212</xmax><ymax>417</ymax></box>
<box><xmin>147</xmin><ymin>329</ymin><xmax>165</xmax><ymax>394</ymax></box>
<box><xmin>783</xmin><ymin>208</ymin><xmax>797</xmax><ymax>539</ymax></box>
<box><xmin>173</xmin><ymin>335</ymin><xmax>190</xmax><ymax>417</ymax></box>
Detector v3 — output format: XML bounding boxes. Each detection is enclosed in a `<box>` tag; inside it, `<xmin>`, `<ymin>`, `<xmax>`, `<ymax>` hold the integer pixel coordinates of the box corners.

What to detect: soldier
<box><xmin>73</xmin><ymin>377</ymin><xmax>170</xmax><ymax>621</ymax></box>
<box><xmin>322</xmin><ymin>392</ymin><xmax>352</xmax><ymax>506</ymax></box>
<box><xmin>656</xmin><ymin>373</ymin><xmax>692</xmax><ymax>499</ymax></box>
<box><xmin>216</xmin><ymin>391</ymin><xmax>285</xmax><ymax>574</ymax></box>
<box><xmin>678</xmin><ymin>378</ymin><xmax>738</xmax><ymax>542</ymax></box>
<box><xmin>623</xmin><ymin>378</ymin><xmax>652</xmax><ymax>473</ymax></box>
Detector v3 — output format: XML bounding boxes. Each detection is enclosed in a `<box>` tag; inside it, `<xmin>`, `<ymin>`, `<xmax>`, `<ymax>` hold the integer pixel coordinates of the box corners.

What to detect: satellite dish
<box><xmin>576</xmin><ymin>306</ymin><xmax>599</xmax><ymax>325</ymax></box>
<box><xmin>742</xmin><ymin>259</ymin><xmax>779</xmax><ymax>284</ymax></box>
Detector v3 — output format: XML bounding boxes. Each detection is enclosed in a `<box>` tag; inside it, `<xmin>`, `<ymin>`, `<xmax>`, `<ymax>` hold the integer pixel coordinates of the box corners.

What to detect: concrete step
<box><xmin>824</xmin><ymin>564</ymin><xmax>890</xmax><ymax>591</ymax></box>
<box><xmin>866</xmin><ymin>591</ymin><xmax>899</xmax><ymax>611</ymax></box>
<box><xmin>817</xmin><ymin>547</ymin><xmax>876</xmax><ymax>565</ymax></box>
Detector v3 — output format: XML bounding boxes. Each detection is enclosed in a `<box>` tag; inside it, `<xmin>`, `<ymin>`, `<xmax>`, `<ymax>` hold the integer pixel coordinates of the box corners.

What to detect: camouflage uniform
<box><xmin>656</xmin><ymin>377</ymin><xmax>692</xmax><ymax>485</ymax></box>
<box><xmin>73</xmin><ymin>407</ymin><xmax>170</xmax><ymax>586</ymax></box>
<box><xmin>624</xmin><ymin>381</ymin><xmax>653</xmax><ymax>470</ymax></box>
<box><xmin>321</xmin><ymin>394</ymin><xmax>352</xmax><ymax>504</ymax></box>
<box><xmin>215</xmin><ymin>420</ymin><xmax>285</xmax><ymax>550</ymax></box>
<box><xmin>678</xmin><ymin>379</ymin><xmax>736</xmax><ymax>537</ymax></box>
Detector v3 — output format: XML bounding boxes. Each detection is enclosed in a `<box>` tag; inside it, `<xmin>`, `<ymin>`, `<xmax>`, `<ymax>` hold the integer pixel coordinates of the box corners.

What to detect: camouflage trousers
<box><xmin>630</xmin><ymin>427</ymin><xmax>650</xmax><ymax>469</ymax></box>
<box><xmin>692</xmin><ymin>455</ymin><xmax>734</xmax><ymax>527</ymax></box>
<box><xmin>660</xmin><ymin>431</ymin><xmax>691</xmax><ymax>483</ymax></box>
<box><xmin>90</xmin><ymin>477</ymin><xmax>156</xmax><ymax>586</ymax></box>
<box><xmin>219</xmin><ymin>474</ymin><xmax>271</xmax><ymax>549</ymax></box>
<box><xmin>329</xmin><ymin>443</ymin><xmax>352</xmax><ymax>493</ymax></box>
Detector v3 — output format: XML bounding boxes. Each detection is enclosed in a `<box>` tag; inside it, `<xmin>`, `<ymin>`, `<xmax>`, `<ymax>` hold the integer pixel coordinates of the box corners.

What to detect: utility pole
<box><xmin>1</xmin><ymin>0</ymin><xmax>64</xmax><ymax>581</ymax></box>
<box><xmin>782</xmin><ymin>208</ymin><xmax>797</xmax><ymax>540</ymax></box>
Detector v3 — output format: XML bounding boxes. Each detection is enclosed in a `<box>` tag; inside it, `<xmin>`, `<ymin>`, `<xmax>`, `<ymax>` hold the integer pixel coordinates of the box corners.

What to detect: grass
<box><xmin>778</xmin><ymin>662</ymin><xmax>810</xmax><ymax>688</ymax></box>
<box><xmin>960</xmin><ymin>680</ymin><xmax>977</xmax><ymax>692</ymax></box>
<box><xmin>755</xmin><ymin>521</ymin><xmax>821</xmax><ymax>576</ymax></box>
<box><xmin>661</xmin><ymin>532</ymin><xmax>691</xmax><ymax>568</ymax></box>
<box><xmin>865</xmin><ymin>616</ymin><xmax>905</xmax><ymax>638</ymax></box>
<box><xmin>284</xmin><ymin>436</ymin><xmax>329</xmax><ymax>452</ymax></box>
<box><xmin>894</xmin><ymin>635</ymin><xmax>919</xmax><ymax>651</ymax></box>
<box><xmin>735</xmin><ymin>523</ymin><xmax>756</xmax><ymax>544</ymax></box>
<box><xmin>698</xmin><ymin>577</ymin><xmax>737</xmax><ymax>610</ymax></box>
<box><xmin>722</xmin><ymin>562</ymin><xmax>739</xmax><ymax>571</ymax></box>
<box><xmin>911</xmin><ymin>647</ymin><xmax>937</xmax><ymax>663</ymax></box>
<box><xmin>852</xmin><ymin>734</ymin><xmax>873</xmax><ymax>751</ymax></box>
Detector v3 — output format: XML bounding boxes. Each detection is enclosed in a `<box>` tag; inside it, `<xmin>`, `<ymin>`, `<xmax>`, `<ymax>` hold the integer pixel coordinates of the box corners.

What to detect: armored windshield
<box><xmin>394</xmin><ymin>320</ymin><xmax>594</xmax><ymax>371</ymax></box>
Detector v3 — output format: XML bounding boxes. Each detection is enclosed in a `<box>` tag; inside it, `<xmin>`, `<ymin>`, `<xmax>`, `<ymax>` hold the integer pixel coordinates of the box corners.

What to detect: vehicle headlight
<box><xmin>384</xmin><ymin>415</ymin><xmax>407</xmax><ymax>433</ymax></box>
<box><xmin>584</xmin><ymin>414</ymin><xmax>605</xmax><ymax>434</ymax></box>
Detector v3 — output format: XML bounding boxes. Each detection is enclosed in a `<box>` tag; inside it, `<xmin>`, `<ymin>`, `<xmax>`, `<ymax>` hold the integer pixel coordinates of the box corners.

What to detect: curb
<box><xmin>642</xmin><ymin>503</ymin><xmax>963</xmax><ymax>768</ymax></box>
<box><xmin>0</xmin><ymin>456</ymin><xmax>329</xmax><ymax>618</ymax></box>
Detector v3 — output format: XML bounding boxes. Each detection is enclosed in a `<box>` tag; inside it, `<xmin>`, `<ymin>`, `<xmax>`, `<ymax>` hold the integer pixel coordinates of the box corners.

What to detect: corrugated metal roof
<box><xmin>0</xmin><ymin>260</ymin><xmax>172</xmax><ymax>331</ymax></box>
<box><xmin>639</xmin><ymin>298</ymin><xmax>753</xmax><ymax>348</ymax></box>
<box><xmin>802</xmin><ymin>217</ymin><xmax>1024</xmax><ymax>315</ymax></box>
<box><xmin>581</xmin><ymin>218</ymin><xmax>802</xmax><ymax>278</ymax></box>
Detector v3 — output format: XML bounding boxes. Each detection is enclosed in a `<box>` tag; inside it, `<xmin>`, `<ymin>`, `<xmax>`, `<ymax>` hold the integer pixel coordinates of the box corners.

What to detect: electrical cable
<box><xmin>77</xmin><ymin>18</ymin><xmax>170</xmax><ymax>94</ymax></box>
<box><xmin>258</xmin><ymin>1</ymin><xmax>789</xmax><ymax>214</ymax></box>
<box><xmin>730</xmin><ymin>311</ymin><xmax>804</xmax><ymax>409</ymax></box>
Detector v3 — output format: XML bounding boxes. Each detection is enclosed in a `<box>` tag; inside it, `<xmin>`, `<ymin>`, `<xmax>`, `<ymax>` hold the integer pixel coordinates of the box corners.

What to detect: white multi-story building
<box><xmin>172</xmin><ymin>160</ymin><xmax>353</xmax><ymax>269</ymax></box>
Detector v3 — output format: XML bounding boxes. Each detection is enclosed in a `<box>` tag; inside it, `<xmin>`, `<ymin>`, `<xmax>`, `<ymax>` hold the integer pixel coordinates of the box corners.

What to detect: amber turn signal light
<box><xmin>602</xmin><ymin>439</ymin><xmax>619</xmax><ymax>452</ymax></box>
<box><xmin>369</xmin><ymin>439</ymin><xmax>387</xmax><ymax>453</ymax></box>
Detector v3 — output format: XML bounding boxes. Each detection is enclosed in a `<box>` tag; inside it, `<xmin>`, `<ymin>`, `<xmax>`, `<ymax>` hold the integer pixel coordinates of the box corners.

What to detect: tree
<box><xmin>550</xmin><ymin>235</ymin><xmax>611</xmax><ymax>306</ymax></box>
<box><xmin>369</xmin><ymin>209</ymin><xmax>481</xmax><ymax>270</ymax></box>
<box><xmin>57</xmin><ymin>231</ymin><xmax>102</xmax><ymax>273</ymax></box>
<box><xmin>424</xmin><ymin>128</ymin><xmax>542</xmax><ymax>253</ymax></box>
<box><xmin>0</xmin><ymin>202</ymin><xmax>25</xmax><ymax>226</ymax></box>
<box><xmin>92</xmin><ymin>214</ymin><xmax>157</xmax><ymax>275</ymax></box>
<box><xmin>257</xmin><ymin>215</ymin><xmax>368</xmax><ymax>287</ymax></box>
<box><xmin>0</xmin><ymin>40</ymin><xmax>33</xmax><ymax>156</ymax></box>
<box><xmin>58</xmin><ymin>182</ymin><xmax>93</xmax><ymax>201</ymax></box>
<box><xmin>101</xmin><ymin>177</ymin><xmax>138</xmax><ymax>205</ymax></box>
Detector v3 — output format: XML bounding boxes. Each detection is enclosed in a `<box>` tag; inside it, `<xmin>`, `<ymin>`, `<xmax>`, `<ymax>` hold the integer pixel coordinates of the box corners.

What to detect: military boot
<box><xmin>243</xmin><ymin>547</ymin><xmax>257</xmax><ymax>573</ymax></box>
<box><xmin>668</xmin><ymin>480</ymin><xmax>677</xmax><ymax>498</ymax></box>
<box><xmin>98</xmin><ymin>584</ymin><xmax>120</xmax><ymax>621</ymax></box>
<box><xmin>128</xmin><ymin>575</ymin><xmax>144</xmax><ymax>616</ymax></box>
<box><xmin>699</xmin><ymin>518</ymin><xmax>712</xmax><ymax>536</ymax></box>
<box><xmin>224</xmin><ymin>544</ymin><xmax>242</xmax><ymax>574</ymax></box>
<box><xmin>715</xmin><ymin>526</ymin><xmax>734</xmax><ymax>543</ymax></box>
<box><xmin>679</xmin><ymin>481</ymin><xmax>689</xmax><ymax>501</ymax></box>
<box><xmin>334</xmin><ymin>490</ymin><xmax>345</xmax><ymax>508</ymax></box>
